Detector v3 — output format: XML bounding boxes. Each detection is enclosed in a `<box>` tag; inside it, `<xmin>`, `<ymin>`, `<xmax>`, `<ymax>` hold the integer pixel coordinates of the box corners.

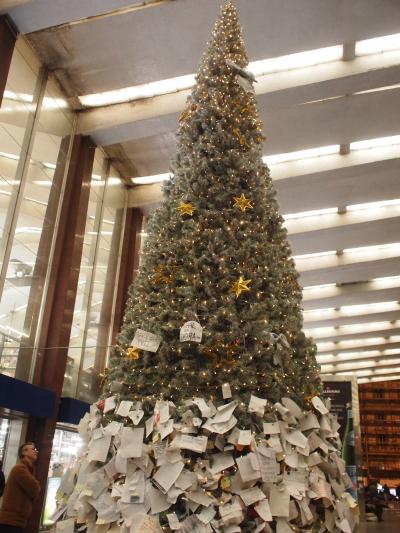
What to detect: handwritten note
<box><xmin>132</xmin><ymin>329</ymin><xmax>162</xmax><ymax>352</ymax></box>
<box><xmin>180</xmin><ymin>321</ymin><xmax>203</xmax><ymax>343</ymax></box>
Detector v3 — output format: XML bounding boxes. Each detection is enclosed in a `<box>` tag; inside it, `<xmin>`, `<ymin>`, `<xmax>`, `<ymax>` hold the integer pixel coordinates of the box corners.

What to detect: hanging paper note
<box><xmin>180</xmin><ymin>321</ymin><xmax>203</xmax><ymax>343</ymax></box>
<box><xmin>132</xmin><ymin>329</ymin><xmax>162</xmax><ymax>352</ymax></box>
<box><xmin>222</xmin><ymin>382</ymin><xmax>232</xmax><ymax>399</ymax></box>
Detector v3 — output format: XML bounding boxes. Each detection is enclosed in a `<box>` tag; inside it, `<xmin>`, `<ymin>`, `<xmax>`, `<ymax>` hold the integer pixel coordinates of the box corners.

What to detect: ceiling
<box><xmin>2</xmin><ymin>0</ymin><xmax>400</xmax><ymax>383</ymax></box>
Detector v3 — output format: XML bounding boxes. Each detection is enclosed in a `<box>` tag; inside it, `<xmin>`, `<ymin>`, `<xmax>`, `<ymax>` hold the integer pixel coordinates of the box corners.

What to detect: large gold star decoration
<box><xmin>233</xmin><ymin>193</ymin><xmax>253</xmax><ymax>212</ymax></box>
<box><xmin>231</xmin><ymin>276</ymin><xmax>252</xmax><ymax>297</ymax></box>
<box><xmin>177</xmin><ymin>201</ymin><xmax>196</xmax><ymax>217</ymax></box>
<box><xmin>126</xmin><ymin>346</ymin><xmax>141</xmax><ymax>360</ymax></box>
<box><xmin>153</xmin><ymin>266</ymin><xmax>177</xmax><ymax>284</ymax></box>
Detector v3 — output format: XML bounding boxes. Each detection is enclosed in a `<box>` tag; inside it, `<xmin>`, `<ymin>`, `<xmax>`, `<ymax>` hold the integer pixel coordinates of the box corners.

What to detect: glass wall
<box><xmin>0</xmin><ymin>37</ymin><xmax>128</xmax><ymax>401</ymax></box>
<box><xmin>64</xmin><ymin>154</ymin><xmax>127</xmax><ymax>403</ymax></box>
<box><xmin>0</xmin><ymin>39</ymin><xmax>75</xmax><ymax>381</ymax></box>
<box><xmin>42</xmin><ymin>427</ymin><xmax>83</xmax><ymax>526</ymax></box>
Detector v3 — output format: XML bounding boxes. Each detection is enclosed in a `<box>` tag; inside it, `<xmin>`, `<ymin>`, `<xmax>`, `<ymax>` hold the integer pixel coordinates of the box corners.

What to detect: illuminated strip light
<box><xmin>322</xmin><ymin>357</ymin><xmax>400</xmax><ymax>370</ymax></box>
<box><xmin>250</xmin><ymin>45</ymin><xmax>343</xmax><ymax>76</ymax></box>
<box><xmin>297</xmin><ymin>242</ymin><xmax>400</xmax><ymax>262</ymax></box>
<box><xmin>335</xmin><ymin>367</ymin><xmax>400</xmax><ymax>377</ymax></box>
<box><xmin>303</xmin><ymin>300</ymin><xmax>400</xmax><ymax>319</ymax></box>
<box><xmin>355</xmin><ymin>33</ymin><xmax>400</xmax><ymax>56</ymax></box>
<box><xmin>293</xmin><ymin>250</ymin><xmax>336</xmax><ymax>260</ymax></box>
<box><xmin>343</xmin><ymin>242</ymin><xmax>400</xmax><ymax>254</ymax></box>
<box><xmin>317</xmin><ymin>336</ymin><xmax>390</xmax><ymax>351</ymax></box>
<box><xmin>79</xmin><ymin>46</ymin><xmax>343</xmax><ymax>107</ymax></box>
<box><xmin>303</xmin><ymin>283</ymin><xmax>336</xmax><ymax>291</ymax></box>
<box><xmin>0</xmin><ymin>151</ymin><xmax>19</xmax><ymax>161</ymax></box>
<box><xmin>347</xmin><ymin>198</ymin><xmax>400</xmax><ymax>211</ymax></box>
<box><xmin>350</xmin><ymin>135</ymin><xmax>400</xmax><ymax>151</ymax></box>
<box><xmin>263</xmin><ymin>145</ymin><xmax>339</xmax><ymax>165</ymax></box>
<box><xmin>283</xmin><ymin>207</ymin><xmax>338</xmax><ymax>220</ymax></box>
<box><xmin>305</xmin><ymin>320</ymin><xmax>399</xmax><ymax>338</ymax></box>
<box><xmin>317</xmin><ymin>348</ymin><xmax>400</xmax><ymax>364</ymax></box>
<box><xmin>131</xmin><ymin>173</ymin><xmax>172</xmax><ymax>185</ymax></box>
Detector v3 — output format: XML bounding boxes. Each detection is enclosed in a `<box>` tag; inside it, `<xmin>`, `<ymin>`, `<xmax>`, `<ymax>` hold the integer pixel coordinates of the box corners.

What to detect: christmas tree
<box><xmin>55</xmin><ymin>3</ymin><xmax>358</xmax><ymax>532</ymax></box>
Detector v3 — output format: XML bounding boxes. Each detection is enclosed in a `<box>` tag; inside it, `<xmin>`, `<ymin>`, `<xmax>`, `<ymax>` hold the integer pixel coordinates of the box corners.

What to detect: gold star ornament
<box><xmin>233</xmin><ymin>193</ymin><xmax>253</xmax><ymax>212</ymax></box>
<box><xmin>231</xmin><ymin>276</ymin><xmax>252</xmax><ymax>298</ymax></box>
<box><xmin>177</xmin><ymin>201</ymin><xmax>196</xmax><ymax>217</ymax></box>
<box><xmin>126</xmin><ymin>347</ymin><xmax>141</xmax><ymax>360</ymax></box>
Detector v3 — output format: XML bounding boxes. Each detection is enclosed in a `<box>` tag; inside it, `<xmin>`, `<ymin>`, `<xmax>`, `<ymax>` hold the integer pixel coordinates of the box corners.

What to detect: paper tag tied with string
<box><xmin>180</xmin><ymin>321</ymin><xmax>203</xmax><ymax>343</ymax></box>
<box><xmin>131</xmin><ymin>329</ymin><xmax>161</xmax><ymax>352</ymax></box>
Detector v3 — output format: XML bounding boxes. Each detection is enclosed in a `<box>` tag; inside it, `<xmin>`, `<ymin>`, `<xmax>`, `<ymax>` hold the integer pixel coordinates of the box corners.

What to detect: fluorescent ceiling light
<box><xmin>264</xmin><ymin>145</ymin><xmax>339</xmax><ymax>165</ymax></box>
<box><xmin>293</xmin><ymin>250</ymin><xmax>336</xmax><ymax>260</ymax></box>
<box><xmin>347</xmin><ymin>198</ymin><xmax>400</xmax><ymax>211</ymax></box>
<box><xmin>350</xmin><ymin>135</ymin><xmax>400</xmax><ymax>151</ymax></box>
<box><xmin>79</xmin><ymin>45</ymin><xmax>343</xmax><ymax>107</ymax></box>
<box><xmin>15</xmin><ymin>227</ymin><xmax>42</xmax><ymax>234</ymax></box>
<box><xmin>343</xmin><ymin>242</ymin><xmax>400</xmax><ymax>255</ymax></box>
<box><xmin>310</xmin><ymin>320</ymin><xmax>399</xmax><ymax>338</ymax></box>
<box><xmin>42</xmin><ymin>161</ymin><xmax>56</xmax><ymax>170</ymax></box>
<box><xmin>303</xmin><ymin>300</ymin><xmax>400</xmax><ymax>319</ymax></box>
<box><xmin>0</xmin><ymin>151</ymin><xmax>19</xmax><ymax>161</ymax></box>
<box><xmin>303</xmin><ymin>283</ymin><xmax>336</xmax><ymax>291</ymax></box>
<box><xmin>131</xmin><ymin>173</ymin><xmax>171</xmax><ymax>185</ymax></box>
<box><xmin>80</xmin><ymin>74</ymin><xmax>196</xmax><ymax>107</ymax></box>
<box><xmin>283</xmin><ymin>207</ymin><xmax>338</xmax><ymax>220</ymax></box>
<box><xmin>317</xmin><ymin>336</ymin><xmax>390</xmax><ymax>351</ymax></box>
<box><xmin>250</xmin><ymin>45</ymin><xmax>343</xmax><ymax>76</ymax></box>
<box><xmin>356</xmin><ymin>33</ymin><xmax>400</xmax><ymax>56</ymax></box>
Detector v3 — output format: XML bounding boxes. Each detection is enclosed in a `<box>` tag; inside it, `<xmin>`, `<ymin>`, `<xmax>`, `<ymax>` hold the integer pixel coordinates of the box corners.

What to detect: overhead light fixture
<box><xmin>264</xmin><ymin>145</ymin><xmax>339</xmax><ymax>165</ymax></box>
<box><xmin>131</xmin><ymin>173</ymin><xmax>172</xmax><ymax>185</ymax></box>
<box><xmin>347</xmin><ymin>198</ymin><xmax>400</xmax><ymax>211</ymax></box>
<box><xmin>343</xmin><ymin>242</ymin><xmax>400</xmax><ymax>255</ymax></box>
<box><xmin>250</xmin><ymin>45</ymin><xmax>343</xmax><ymax>77</ymax></box>
<box><xmin>80</xmin><ymin>74</ymin><xmax>196</xmax><ymax>107</ymax></box>
<box><xmin>350</xmin><ymin>135</ymin><xmax>400</xmax><ymax>151</ymax></box>
<box><xmin>303</xmin><ymin>283</ymin><xmax>337</xmax><ymax>291</ymax></box>
<box><xmin>293</xmin><ymin>250</ymin><xmax>337</xmax><ymax>260</ymax></box>
<box><xmin>355</xmin><ymin>33</ymin><xmax>400</xmax><ymax>56</ymax></box>
<box><xmin>303</xmin><ymin>300</ymin><xmax>400</xmax><ymax>319</ymax></box>
<box><xmin>79</xmin><ymin>46</ymin><xmax>343</xmax><ymax>108</ymax></box>
<box><xmin>283</xmin><ymin>207</ymin><xmax>338</xmax><ymax>220</ymax></box>
<box><xmin>15</xmin><ymin>227</ymin><xmax>42</xmax><ymax>234</ymax></box>
<box><xmin>0</xmin><ymin>151</ymin><xmax>19</xmax><ymax>161</ymax></box>
<box><xmin>306</xmin><ymin>320</ymin><xmax>400</xmax><ymax>338</ymax></box>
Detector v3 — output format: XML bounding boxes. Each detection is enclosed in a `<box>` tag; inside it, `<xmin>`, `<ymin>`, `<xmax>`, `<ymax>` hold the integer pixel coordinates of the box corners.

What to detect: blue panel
<box><xmin>58</xmin><ymin>397</ymin><xmax>90</xmax><ymax>425</ymax></box>
<box><xmin>0</xmin><ymin>373</ymin><xmax>56</xmax><ymax>418</ymax></box>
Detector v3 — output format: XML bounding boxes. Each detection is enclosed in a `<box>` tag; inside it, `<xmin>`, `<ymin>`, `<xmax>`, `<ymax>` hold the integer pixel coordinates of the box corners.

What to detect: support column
<box><xmin>111</xmin><ymin>207</ymin><xmax>143</xmax><ymax>342</ymax></box>
<box><xmin>24</xmin><ymin>135</ymin><xmax>95</xmax><ymax>533</ymax></box>
<box><xmin>0</xmin><ymin>15</ymin><xmax>17</xmax><ymax>106</ymax></box>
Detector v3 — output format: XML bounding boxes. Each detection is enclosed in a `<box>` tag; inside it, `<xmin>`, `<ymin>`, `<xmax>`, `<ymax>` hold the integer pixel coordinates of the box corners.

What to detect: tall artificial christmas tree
<box><xmin>54</xmin><ymin>3</ymin><xmax>358</xmax><ymax>532</ymax></box>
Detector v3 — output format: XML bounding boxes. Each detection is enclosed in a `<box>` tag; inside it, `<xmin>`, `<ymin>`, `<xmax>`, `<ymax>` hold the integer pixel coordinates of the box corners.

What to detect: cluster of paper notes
<box><xmin>53</xmin><ymin>393</ymin><xmax>359</xmax><ymax>533</ymax></box>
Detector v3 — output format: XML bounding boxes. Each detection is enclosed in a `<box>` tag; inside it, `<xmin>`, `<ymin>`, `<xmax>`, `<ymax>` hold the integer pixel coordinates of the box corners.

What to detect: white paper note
<box><xmin>209</xmin><ymin>452</ymin><xmax>235</xmax><ymax>474</ymax></box>
<box><xmin>103</xmin><ymin>396</ymin><xmax>117</xmax><ymax>413</ymax></box>
<box><xmin>88</xmin><ymin>434</ymin><xmax>112</xmax><ymax>463</ymax></box>
<box><xmin>255</xmin><ymin>499</ymin><xmax>273</xmax><ymax>522</ymax></box>
<box><xmin>222</xmin><ymin>382</ymin><xmax>232</xmax><ymax>399</ymax></box>
<box><xmin>120</xmin><ymin>427</ymin><xmax>144</xmax><ymax>458</ymax></box>
<box><xmin>153</xmin><ymin>461</ymin><xmax>184</xmax><ymax>493</ymax></box>
<box><xmin>179</xmin><ymin>435</ymin><xmax>208</xmax><ymax>453</ymax></box>
<box><xmin>116</xmin><ymin>400</ymin><xmax>133</xmax><ymax>417</ymax></box>
<box><xmin>311</xmin><ymin>396</ymin><xmax>329</xmax><ymax>415</ymax></box>
<box><xmin>129</xmin><ymin>409</ymin><xmax>144</xmax><ymax>425</ymax></box>
<box><xmin>248</xmin><ymin>395</ymin><xmax>267</xmax><ymax>416</ymax></box>
<box><xmin>132</xmin><ymin>328</ymin><xmax>162</xmax><ymax>352</ymax></box>
<box><xmin>238</xmin><ymin>486</ymin><xmax>266</xmax><ymax>506</ymax></box>
<box><xmin>269</xmin><ymin>485</ymin><xmax>290</xmax><ymax>517</ymax></box>
<box><xmin>180</xmin><ymin>321</ymin><xmax>203</xmax><ymax>343</ymax></box>
<box><xmin>263</xmin><ymin>422</ymin><xmax>280</xmax><ymax>435</ymax></box>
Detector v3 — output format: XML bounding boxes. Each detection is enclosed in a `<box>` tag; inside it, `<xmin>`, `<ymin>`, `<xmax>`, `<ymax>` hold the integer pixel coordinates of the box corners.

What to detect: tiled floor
<box><xmin>359</xmin><ymin>506</ymin><xmax>400</xmax><ymax>532</ymax></box>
